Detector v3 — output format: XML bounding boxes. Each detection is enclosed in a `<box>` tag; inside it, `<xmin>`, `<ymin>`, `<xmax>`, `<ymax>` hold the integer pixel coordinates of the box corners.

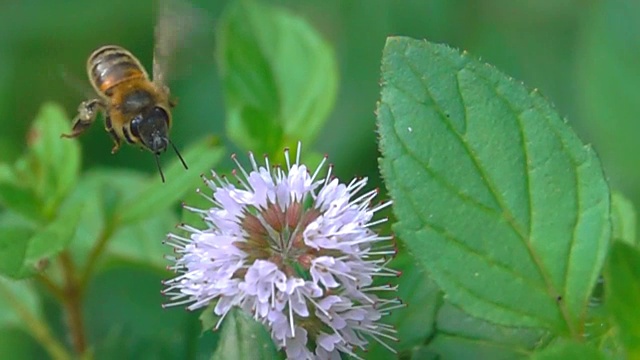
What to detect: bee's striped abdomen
<box><xmin>87</xmin><ymin>45</ymin><xmax>149</xmax><ymax>95</ymax></box>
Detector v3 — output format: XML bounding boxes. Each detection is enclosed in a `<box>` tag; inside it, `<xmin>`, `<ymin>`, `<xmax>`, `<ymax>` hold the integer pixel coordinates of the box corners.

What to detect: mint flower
<box><xmin>163</xmin><ymin>143</ymin><xmax>402</xmax><ymax>359</ymax></box>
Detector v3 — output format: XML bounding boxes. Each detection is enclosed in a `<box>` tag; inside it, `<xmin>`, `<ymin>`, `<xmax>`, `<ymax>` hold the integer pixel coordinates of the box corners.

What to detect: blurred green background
<box><xmin>1</xmin><ymin>0</ymin><xmax>639</xmax><ymax>200</ymax></box>
<box><xmin>0</xmin><ymin>0</ymin><xmax>639</xmax><ymax>358</ymax></box>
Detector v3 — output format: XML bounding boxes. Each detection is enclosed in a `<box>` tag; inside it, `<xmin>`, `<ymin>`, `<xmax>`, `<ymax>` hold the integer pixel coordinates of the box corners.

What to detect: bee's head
<box><xmin>132</xmin><ymin>106</ymin><xmax>170</xmax><ymax>154</ymax></box>
<box><xmin>131</xmin><ymin>106</ymin><xmax>188</xmax><ymax>182</ymax></box>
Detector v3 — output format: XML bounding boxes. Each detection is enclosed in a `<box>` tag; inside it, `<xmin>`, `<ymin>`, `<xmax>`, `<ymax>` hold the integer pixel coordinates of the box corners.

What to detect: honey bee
<box><xmin>61</xmin><ymin>1</ymin><xmax>197</xmax><ymax>182</ymax></box>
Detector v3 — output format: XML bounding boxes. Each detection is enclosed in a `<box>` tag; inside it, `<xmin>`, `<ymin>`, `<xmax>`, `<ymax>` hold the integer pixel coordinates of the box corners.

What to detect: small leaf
<box><xmin>27</xmin><ymin>102</ymin><xmax>81</xmax><ymax>213</ymax></box>
<box><xmin>63</xmin><ymin>168</ymin><xmax>147</xmax><ymax>269</ymax></box>
<box><xmin>19</xmin><ymin>193</ymin><xmax>85</xmax><ymax>278</ymax></box>
<box><xmin>216</xmin><ymin>0</ymin><xmax>338</xmax><ymax>155</ymax></box>
<box><xmin>530</xmin><ymin>340</ymin><xmax>605</xmax><ymax>360</ymax></box>
<box><xmin>582</xmin><ymin>299</ymin><xmax>623</xmax><ymax>358</ymax></box>
<box><xmin>0</xmin><ymin>103</ymin><xmax>81</xmax><ymax>221</ymax></box>
<box><xmin>378</xmin><ymin>37</ymin><xmax>610</xmax><ymax>334</ymax></box>
<box><xmin>611</xmin><ymin>191</ymin><xmax>637</xmax><ymax>245</ymax></box>
<box><xmin>604</xmin><ymin>242</ymin><xmax>640</xmax><ymax>358</ymax></box>
<box><xmin>0</xmin><ymin>225</ymin><xmax>34</xmax><ymax>278</ymax></box>
<box><xmin>200</xmin><ymin>302</ymin><xmax>221</xmax><ymax>334</ymax></box>
<box><xmin>0</xmin><ymin>183</ymin><xmax>43</xmax><ymax>222</ymax></box>
<box><xmin>425</xmin><ymin>303</ymin><xmax>549</xmax><ymax>359</ymax></box>
<box><xmin>0</xmin><ymin>176</ymin><xmax>88</xmax><ymax>279</ymax></box>
<box><xmin>66</xmin><ymin>169</ymin><xmax>170</xmax><ymax>272</ymax></box>
<box><xmin>117</xmin><ymin>136</ymin><xmax>224</xmax><ymax>224</ymax></box>
<box><xmin>211</xmin><ymin>309</ymin><xmax>278</xmax><ymax>360</ymax></box>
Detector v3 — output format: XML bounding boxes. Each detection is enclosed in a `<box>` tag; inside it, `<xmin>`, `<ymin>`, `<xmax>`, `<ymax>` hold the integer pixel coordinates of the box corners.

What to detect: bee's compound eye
<box><xmin>151</xmin><ymin>106</ymin><xmax>170</xmax><ymax>125</ymax></box>
<box><xmin>130</xmin><ymin>115</ymin><xmax>142</xmax><ymax>138</ymax></box>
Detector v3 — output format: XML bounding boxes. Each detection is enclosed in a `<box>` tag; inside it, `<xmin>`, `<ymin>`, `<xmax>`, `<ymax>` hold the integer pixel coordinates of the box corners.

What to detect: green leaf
<box><xmin>108</xmin><ymin>210</ymin><xmax>177</xmax><ymax>270</ymax></box>
<box><xmin>611</xmin><ymin>192</ymin><xmax>637</xmax><ymax>246</ymax></box>
<box><xmin>27</xmin><ymin>102</ymin><xmax>81</xmax><ymax>214</ymax></box>
<box><xmin>0</xmin><ymin>181</ymin><xmax>43</xmax><ymax>223</ymax></box>
<box><xmin>63</xmin><ymin>168</ymin><xmax>146</xmax><ymax>270</ymax></box>
<box><xmin>200</xmin><ymin>302</ymin><xmax>221</xmax><ymax>334</ymax></box>
<box><xmin>377</xmin><ymin>37</ymin><xmax>610</xmax><ymax>334</ymax></box>
<box><xmin>0</xmin><ymin>175</ymin><xmax>87</xmax><ymax>278</ymax></box>
<box><xmin>0</xmin><ymin>102</ymin><xmax>81</xmax><ymax>222</ymax></box>
<box><xmin>66</xmin><ymin>169</ymin><xmax>173</xmax><ymax>271</ymax></box>
<box><xmin>583</xmin><ymin>299</ymin><xmax>623</xmax><ymax>359</ymax></box>
<box><xmin>211</xmin><ymin>309</ymin><xmax>278</xmax><ymax>360</ymax></box>
<box><xmin>216</xmin><ymin>0</ymin><xmax>338</xmax><ymax>155</ymax></box>
<box><xmin>530</xmin><ymin>340</ymin><xmax>605</xmax><ymax>360</ymax></box>
<box><xmin>605</xmin><ymin>242</ymin><xmax>640</xmax><ymax>359</ymax></box>
<box><xmin>19</xmin><ymin>192</ymin><xmax>85</xmax><ymax>278</ymax></box>
<box><xmin>0</xmin><ymin>225</ymin><xmax>35</xmax><ymax>278</ymax></box>
<box><xmin>425</xmin><ymin>303</ymin><xmax>549</xmax><ymax>359</ymax></box>
<box><xmin>117</xmin><ymin>136</ymin><xmax>224</xmax><ymax>224</ymax></box>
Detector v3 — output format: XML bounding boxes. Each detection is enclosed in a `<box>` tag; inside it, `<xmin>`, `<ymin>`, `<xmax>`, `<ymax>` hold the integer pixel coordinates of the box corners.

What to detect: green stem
<box><xmin>35</xmin><ymin>273</ymin><xmax>65</xmax><ymax>302</ymax></box>
<box><xmin>59</xmin><ymin>251</ymin><xmax>87</xmax><ymax>356</ymax></box>
<box><xmin>0</xmin><ymin>280</ymin><xmax>71</xmax><ymax>360</ymax></box>
<box><xmin>78</xmin><ymin>223</ymin><xmax>116</xmax><ymax>292</ymax></box>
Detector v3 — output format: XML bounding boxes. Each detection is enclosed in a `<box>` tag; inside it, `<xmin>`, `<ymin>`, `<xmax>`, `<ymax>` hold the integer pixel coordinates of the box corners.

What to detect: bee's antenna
<box><xmin>155</xmin><ymin>153</ymin><xmax>166</xmax><ymax>183</ymax></box>
<box><xmin>168</xmin><ymin>138</ymin><xmax>188</xmax><ymax>170</ymax></box>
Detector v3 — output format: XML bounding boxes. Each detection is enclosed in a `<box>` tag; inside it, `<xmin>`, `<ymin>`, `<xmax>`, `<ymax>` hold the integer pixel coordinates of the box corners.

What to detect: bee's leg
<box><xmin>109</xmin><ymin>134</ymin><xmax>122</xmax><ymax>154</ymax></box>
<box><xmin>104</xmin><ymin>115</ymin><xmax>121</xmax><ymax>154</ymax></box>
<box><xmin>168</xmin><ymin>97</ymin><xmax>178</xmax><ymax>108</ymax></box>
<box><xmin>61</xmin><ymin>99</ymin><xmax>103</xmax><ymax>138</ymax></box>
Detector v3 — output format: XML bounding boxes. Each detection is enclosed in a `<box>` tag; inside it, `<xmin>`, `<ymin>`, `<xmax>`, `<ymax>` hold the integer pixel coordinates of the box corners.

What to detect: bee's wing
<box><xmin>58</xmin><ymin>64</ymin><xmax>96</xmax><ymax>100</ymax></box>
<box><xmin>152</xmin><ymin>0</ymin><xmax>214</xmax><ymax>93</ymax></box>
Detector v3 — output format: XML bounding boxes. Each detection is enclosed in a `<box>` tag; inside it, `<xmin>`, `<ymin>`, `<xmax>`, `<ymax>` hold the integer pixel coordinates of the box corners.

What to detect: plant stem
<box><xmin>35</xmin><ymin>273</ymin><xmax>65</xmax><ymax>302</ymax></box>
<box><xmin>59</xmin><ymin>251</ymin><xmax>87</xmax><ymax>355</ymax></box>
<box><xmin>79</xmin><ymin>224</ymin><xmax>115</xmax><ymax>292</ymax></box>
<box><xmin>0</xmin><ymin>280</ymin><xmax>71</xmax><ymax>360</ymax></box>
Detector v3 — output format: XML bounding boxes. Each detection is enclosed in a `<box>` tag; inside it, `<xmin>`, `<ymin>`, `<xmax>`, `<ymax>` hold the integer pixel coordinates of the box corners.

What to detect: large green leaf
<box><xmin>211</xmin><ymin>310</ymin><xmax>278</xmax><ymax>360</ymax></box>
<box><xmin>378</xmin><ymin>37</ymin><xmax>610</xmax><ymax>335</ymax></box>
<box><xmin>605</xmin><ymin>242</ymin><xmax>640</xmax><ymax>359</ymax></box>
<box><xmin>216</xmin><ymin>0</ymin><xmax>338</xmax><ymax>155</ymax></box>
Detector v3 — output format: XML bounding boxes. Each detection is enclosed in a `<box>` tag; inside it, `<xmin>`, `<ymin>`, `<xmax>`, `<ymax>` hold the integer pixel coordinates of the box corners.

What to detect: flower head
<box><xmin>163</xmin><ymin>143</ymin><xmax>402</xmax><ymax>359</ymax></box>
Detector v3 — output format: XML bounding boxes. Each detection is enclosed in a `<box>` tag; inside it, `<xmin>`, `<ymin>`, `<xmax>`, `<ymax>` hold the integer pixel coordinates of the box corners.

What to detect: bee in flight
<box><xmin>62</xmin><ymin>2</ymin><xmax>194</xmax><ymax>182</ymax></box>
